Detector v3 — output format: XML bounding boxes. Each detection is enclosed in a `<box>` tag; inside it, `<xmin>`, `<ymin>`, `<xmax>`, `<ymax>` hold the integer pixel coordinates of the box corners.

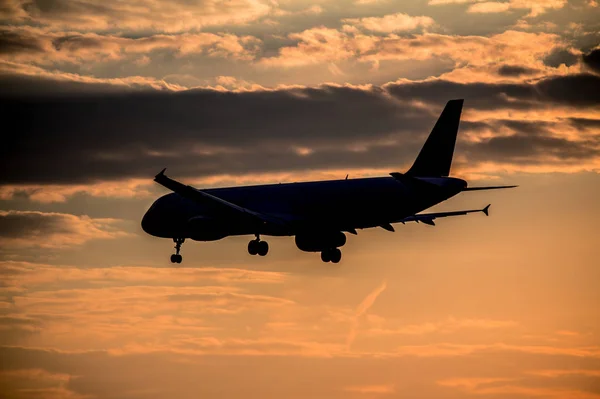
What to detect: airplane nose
<box><xmin>141</xmin><ymin>208</ymin><xmax>156</xmax><ymax>235</ymax></box>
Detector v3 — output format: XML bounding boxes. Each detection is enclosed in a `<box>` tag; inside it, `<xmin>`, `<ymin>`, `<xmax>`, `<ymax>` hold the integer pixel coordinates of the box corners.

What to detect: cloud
<box><xmin>543</xmin><ymin>48</ymin><xmax>580</xmax><ymax>68</ymax></box>
<box><xmin>468</xmin><ymin>2</ymin><xmax>512</xmax><ymax>13</ymax></box>
<box><xmin>344</xmin><ymin>384</ymin><xmax>395</xmax><ymax>394</ymax></box>
<box><xmin>583</xmin><ymin>48</ymin><xmax>600</xmax><ymax>73</ymax></box>
<box><xmin>0</xmin><ymin>211</ymin><xmax>130</xmax><ymax>248</ymax></box>
<box><xmin>0</xmin><ymin>26</ymin><xmax>261</xmax><ymax>65</ymax></box>
<box><xmin>0</xmin><ymin>368</ymin><xmax>87</xmax><ymax>399</ymax></box>
<box><xmin>367</xmin><ymin>316</ymin><xmax>517</xmax><ymax>335</ymax></box>
<box><xmin>342</xmin><ymin>13</ymin><xmax>435</xmax><ymax>33</ymax></box>
<box><xmin>428</xmin><ymin>0</ymin><xmax>567</xmax><ymax>17</ymax></box>
<box><xmin>527</xmin><ymin>369</ymin><xmax>600</xmax><ymax>377</ymax></box>
<box><xmin>1</xmin><ymin>68</ymin><xmax>599</xmax><ymax>193</ymax></box>
<box><xmin>0</xmin><ymin>261</ymin><xmax>287</xmax><ymax>289</ymax></box>
<box><xmin>2</xmin><ymin>342</ymin><xmax>599</xmax><ymax>399</ymax></box>
<box><xmin>0</xmin><ymin>60</ymin><xmax>188</xmax><ymax>93</ymax></box>
<box><xmin>346</xmin><ymin>281</ymin><xmax>387</xmax><ymax>349</ymax></box>
<box><xmin>0</xmin><ymin>178</ymin><xmax>155</xmax><ymax>203</ymax></box>
<box><xmin>260</xmin><ymin>29</ymin><xmax>567</xmax><ymax>70</ymax></box>
<box><xmin>259</xmin><ymin>26</ymin><xmax>357</xmax><ymax>67</ymax></box>
<box><xmin>497</xmin><ymin>64</ymin><xmax>538</xmax><ymax>76</ymax></box>
<box><xmin>3</xmin><ymin>345</ymin><xmax>600</xmax><ymax>399</ymax></box>
<box><xmin>4</xmin><ymin>0</ymin><xmax>272</xmax><ymax>32</ymax></box>
<box><xmin>437</xmin><ymin>375</ymin><xmax>600</xmax><ymax>398</ymax></box>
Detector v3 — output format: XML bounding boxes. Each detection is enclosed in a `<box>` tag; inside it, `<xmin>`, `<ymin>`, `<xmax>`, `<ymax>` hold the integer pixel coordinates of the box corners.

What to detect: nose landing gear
<box><xmin>248</xmin><ymin>235</ymin><xmax>269</xmax><ymax>256</ymax></box>
<box><xmin>170</xmin><ymin>238</ymin><xmax>185</xmax><ymax>263</ymax></box>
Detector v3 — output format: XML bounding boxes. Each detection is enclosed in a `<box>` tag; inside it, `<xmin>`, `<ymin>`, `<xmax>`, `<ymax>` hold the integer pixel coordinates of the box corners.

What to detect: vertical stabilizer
<box><xmin>406</xmin><ymin>99</ymin><xmax>463</xmax><ymax>177</ymax></box>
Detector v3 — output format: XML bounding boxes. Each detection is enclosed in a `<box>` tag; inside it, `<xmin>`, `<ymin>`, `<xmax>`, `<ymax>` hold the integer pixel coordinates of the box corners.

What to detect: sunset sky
<box><xmin>1</xmin><ymin>0</ymin><xmax>600</xmax><ymax>398</ymax></box>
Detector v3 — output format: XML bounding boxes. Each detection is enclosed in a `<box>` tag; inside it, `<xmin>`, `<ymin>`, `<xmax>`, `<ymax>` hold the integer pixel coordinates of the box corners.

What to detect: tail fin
<box><xmin>406</xmin><ymin>99</ymin><xmax>464</xmax><ymax>177</ymax></box>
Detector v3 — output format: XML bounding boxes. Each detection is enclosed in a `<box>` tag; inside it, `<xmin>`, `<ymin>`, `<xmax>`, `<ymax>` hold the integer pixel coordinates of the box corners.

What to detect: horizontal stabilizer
<box><xmin>394</xmin><ymin>204</ymin><xmax>491</xmax><ymax>225</ymax></box>
<box><xmin>483</xmin><ymin>204</ymin><xmax>490</xmax><ymax>216</ymax></box>
<box><xmin>463</xmin><ymin>185</ymin><xmax>517</xmax><ymax>191</ymax></box>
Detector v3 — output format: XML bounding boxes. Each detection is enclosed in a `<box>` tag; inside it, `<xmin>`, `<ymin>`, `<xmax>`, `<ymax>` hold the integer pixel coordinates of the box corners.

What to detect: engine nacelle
<box><xmin>295</xmin><ymin>231</ymin><xmax>346</xmax><ymax>252</ymax></box>
<box><xmin>187</xmin><ymin>216</ymin><xmax>228</xmax><ymax>241</ymax></box>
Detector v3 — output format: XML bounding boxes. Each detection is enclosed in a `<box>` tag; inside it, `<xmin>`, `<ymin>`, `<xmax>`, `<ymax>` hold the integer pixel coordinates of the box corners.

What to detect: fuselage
<box><xmin>141</xmin><ymin>176</ymin><xmax>466</xmax><ymax>240</ymax></box>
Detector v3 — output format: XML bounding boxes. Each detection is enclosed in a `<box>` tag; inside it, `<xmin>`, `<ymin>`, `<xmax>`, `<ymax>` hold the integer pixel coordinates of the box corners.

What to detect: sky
<box><xmin>1</xmin><ymin>0</ymin><xmax>600</xmax><ymax>398</ymax></box>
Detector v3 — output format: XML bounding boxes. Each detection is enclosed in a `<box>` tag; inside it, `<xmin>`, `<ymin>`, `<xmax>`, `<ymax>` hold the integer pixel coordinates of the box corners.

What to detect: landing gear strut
<box><xmin>170</xmin><ymin>238</ymin><xmax>184</xmax><ymax>263</ymax></box>
<box><xmin>321</xmin><ymin>248</ymin><xmax>341</xmax><ymax>263</ymax></box>
<box><xmin>248</xmin><ymin>234</ymin><xmax>269</xmax><ymax>256</ymax></box>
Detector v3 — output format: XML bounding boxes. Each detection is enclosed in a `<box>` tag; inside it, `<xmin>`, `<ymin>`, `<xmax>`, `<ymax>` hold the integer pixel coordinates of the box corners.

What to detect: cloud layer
<box><xmin>1</xmin><ymin>71</ymin><xmax>599</xmax><ymax>193</ymax></box>
<box><xmin>0</xmin><ymin>211</ymin><xmax>130</xmax><ymax>248</ymax></box>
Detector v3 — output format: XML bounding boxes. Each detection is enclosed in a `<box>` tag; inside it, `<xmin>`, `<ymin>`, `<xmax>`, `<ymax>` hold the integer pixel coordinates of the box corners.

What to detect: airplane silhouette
<box><xmin>141</xmin><ymin>99</ymin><xmax>516</xmax><ymax>263</ymax></box>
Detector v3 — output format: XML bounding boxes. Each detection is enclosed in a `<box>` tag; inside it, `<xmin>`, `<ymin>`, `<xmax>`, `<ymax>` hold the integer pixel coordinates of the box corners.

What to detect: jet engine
<box><xmin>295</xmin><ymin>231</ymin><xmax>346</xmax><ymax>252</ymax></box>
<box><xmin>187</xmin><ymin>216</ymin><xmax>228</xmax><ymax>241</ymax></box>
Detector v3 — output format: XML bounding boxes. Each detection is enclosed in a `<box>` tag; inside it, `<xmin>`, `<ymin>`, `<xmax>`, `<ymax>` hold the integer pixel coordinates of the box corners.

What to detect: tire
<box><xmin>248</xmin><ymin>240</ymin><xmax>258</xmax><ymax>255</ymax></box>
<box><xmin>321</xmin><ymin>250</ymin><xmax>330</xmax><ymax>263</ymax></box>
<box><xmin>330</xmin><ymin>248</ymin><xmax>341</xmax><ymax>264</ymax></box>
<box><xmin>257</xmin><ymin>241</ymin><xmax>269</xmax><ymax>256</ymax></box>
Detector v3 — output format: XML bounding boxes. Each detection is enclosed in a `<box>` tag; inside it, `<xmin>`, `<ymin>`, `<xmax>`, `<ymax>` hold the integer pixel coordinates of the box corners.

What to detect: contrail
<box><xmin>346</xmin><ymin>280</ymin><xmax>387</xmax><ymax>350</ymax></box>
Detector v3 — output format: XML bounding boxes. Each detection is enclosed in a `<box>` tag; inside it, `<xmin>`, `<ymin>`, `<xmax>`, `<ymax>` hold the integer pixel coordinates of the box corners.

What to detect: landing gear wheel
<box><xmin>248</xmin><ymin>240</ymin><xmax>259</xmax><ymax>255</ymax></box>
<box><xmin>257</xmin><ymin>241</ymin><xmax>269</xmax><ymax>256</ymax></box>
<box><xmin>321</xmin><ymin>248</ymin><xmax>341</xmax><ymax>263</ymax></box>
<box><xmin>248</xmin><ymin>238</ymin><xmax>269</xmax><ymax>256</ymax></box>
<box><xmin>330</xmin><ymin>248</ymin><xmax>341</xmax><ymax>264</ymax></box>
<box><xmin>170</xmin><ymin>238</ymin><xmax>185</xmax><ymax>263</ymax></box>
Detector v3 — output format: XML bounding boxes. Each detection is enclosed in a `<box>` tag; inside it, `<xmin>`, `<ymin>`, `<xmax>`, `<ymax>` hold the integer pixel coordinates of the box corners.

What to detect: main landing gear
<box><xmin>248</xmin><ymin>235</ymin><xmax>269</xmax><ymax>256</ymax></box>
<box><xmin>170</xmin><ymin>238</ymin><xmax>184</xmax><ymax>263</ymax></box>
<box><xmin>321</xmin><ymin>248</ymin><xmax>341</xmax><ymax>263</ymax></box>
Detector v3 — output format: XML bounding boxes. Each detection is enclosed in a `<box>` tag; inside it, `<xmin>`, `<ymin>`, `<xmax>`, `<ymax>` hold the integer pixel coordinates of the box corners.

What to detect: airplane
<box><xmin>141</xmin><ymin>99</ymin><xmax>516</xmax><ymax>263</ymax></box>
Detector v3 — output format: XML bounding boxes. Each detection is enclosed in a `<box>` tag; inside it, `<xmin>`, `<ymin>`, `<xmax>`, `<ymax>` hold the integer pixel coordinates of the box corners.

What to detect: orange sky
<box><xmin>1</xmin><ymin>0</ymin><xmax>600</xmax><ymax>398</ymax></box>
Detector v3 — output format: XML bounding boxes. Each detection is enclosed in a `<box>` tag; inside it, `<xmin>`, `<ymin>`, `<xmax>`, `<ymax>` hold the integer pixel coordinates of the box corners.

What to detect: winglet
<box><xmin>483</xmin><ymin>204</ymin><xmax>491</xmax><ymax>216</ymax></box>
<box><xmin>155</xmin><ymin>168</ymin><xmax>167</xmax><ymax>179</ymax></box>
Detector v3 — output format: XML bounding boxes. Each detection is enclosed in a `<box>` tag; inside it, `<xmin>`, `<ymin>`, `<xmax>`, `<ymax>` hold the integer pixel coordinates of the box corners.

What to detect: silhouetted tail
<box><xmin>406</xmin><ymin>99</ymin><xmax>463</xmax><ymax>177</ymax></box>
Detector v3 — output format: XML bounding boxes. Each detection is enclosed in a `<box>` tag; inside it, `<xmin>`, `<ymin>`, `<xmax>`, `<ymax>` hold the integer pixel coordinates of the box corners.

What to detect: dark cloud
<box><xmin>0</xmin><ymin>29</ymin><xmax>45</xmax><ymax>55</ymax></box>
<box><xmin>582</xmin><ymin>48</ymin><xmax>600</xmax><ymax>74</ymax></box>
<box><xmin>0</xmin><ymin>316</ymin><xmax>42</xmax><ymax>344</ymax></box>
<box><xmin>542</xmin><ymin>49</ymin><xmax>579</xmax><ymax>68</ymax></box>
<box><xmin>568</xmin><ymin>117</ymin><xmax>600</xmax><ymax>129</ymax></box>
<box><xmin>464</xmin><ymin>134</ymin><xmax>600</xmax><ymax>164</ymax></box>
<box><xmin>386</xmin><ymin>73</ymin><xmax>600</xmax><ymax>108</ymax></box>
<box><xmin>52</xmin><ymin>34</ymin><xmax>107</xmax><ymax>51</ymax></box>
<box><xmin>496</xmin><ymin>65</ymin><xmax>537</xmax><ymax>77</ymax></box>
<box><xmin>10</xmin><ymin>0</ymin><xmax>273</xmax><ymax>32</ymax></box>
<box><xmin>0</xmin><ymin>211</ymin><xmax>73</xmax><ymax>238</ymax></box>
<box><xmin>536</xmin><ymin>73</ymin><xmax>600</xmax><ymax>107</ymax></box>
<box><xmin>1</xmin><ymin>72</ymin><xmax>599</xmax><ymax>185</ymax></box>
<box><xmin>0</xmin><ymin>211</ymin><xmax>127</xmax><ymax>247</ymax></box>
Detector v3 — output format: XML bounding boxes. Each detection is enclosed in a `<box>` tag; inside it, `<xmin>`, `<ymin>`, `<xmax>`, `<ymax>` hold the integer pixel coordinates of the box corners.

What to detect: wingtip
<box><xmin>154</xmin><ymin>168</ymin><xmax>167</xmax><ymax>180</ymax></box>
<box><xmin>483</xmin><ymin>204</ymin><xmax>491</xmax><ymax>216</ymax></box>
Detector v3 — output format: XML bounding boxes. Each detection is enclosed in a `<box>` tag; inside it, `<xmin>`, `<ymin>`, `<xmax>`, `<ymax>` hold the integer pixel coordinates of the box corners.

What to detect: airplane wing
<box><xmin>153</xmin><ymin>169</ymin><xmax>289</xmax><ymax>229</ymax></box>
<box><xmin>392</xmin><ymin>204</ymin><xmax>490</xmax><ymax>226</ymax></box>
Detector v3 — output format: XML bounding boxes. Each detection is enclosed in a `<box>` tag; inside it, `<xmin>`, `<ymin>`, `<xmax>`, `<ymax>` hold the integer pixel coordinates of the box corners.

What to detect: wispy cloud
<box><xmin>428</xmin><ymin>0</ymin><xmax>567</xmax><ymax>17</ymax></box>
<box><xmin>344</xmin><ymin>383</ymin><xmax>395</xmax><ymax>394</ymax></box>
<box><xmin>346</xmin><ymin>280</ymin><xmax>387</xmax><ymax>349</ymax></box>
<box><xmin>343</xmin><ymin>13</ymin><xmax>435</xmax><ymax>33</ymax></box>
